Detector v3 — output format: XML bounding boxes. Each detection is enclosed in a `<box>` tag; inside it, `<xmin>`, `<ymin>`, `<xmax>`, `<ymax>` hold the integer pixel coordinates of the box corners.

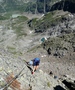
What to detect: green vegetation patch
<box><xmin>3</xmin><ymin>12</ymin><xmax>12</xmax><ymax>19</ymax></box>
<box><xmin>28</xmin><ymin>18</ymin><xmax>38</xmax><ymax>29</ymax></box>
<box><xmin>28</xmin><ymin>11</ymin><xmax>66</xmax><ymax>32</ymax></box>
<box><xmin>16</xmin><ymin>16</ymin><xmax>28</xmax><ymax>23</ymax></box>
<box><xmin>13</xmin><ymin>25</ymin><xmax>27</xmax><ymax>37</ymax></box>
<box><xmin>11</xmin><ymin>15</ymin><xmax>28</xmax><ymax>37</ymax></box>
<box><xmin>47</xmin><ymin>82</ymin><xmax>51</xmax><ymax>87</ymax></box>
<box><xmin>0</xmin><ymin>15</ymin><xmax>7</xmax><ymax>20</ymax></box>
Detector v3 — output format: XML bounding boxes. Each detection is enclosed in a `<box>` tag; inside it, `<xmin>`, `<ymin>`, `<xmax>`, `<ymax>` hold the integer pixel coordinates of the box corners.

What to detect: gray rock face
<box><xmin>0</xmin><ymin>49</ymin><xmax>66</xmax><ymax>90</ymax></box>
<box><xmin>48</xmin><ymin>13</ymin><xmax>75</xmax><ymax>37</ymax></box>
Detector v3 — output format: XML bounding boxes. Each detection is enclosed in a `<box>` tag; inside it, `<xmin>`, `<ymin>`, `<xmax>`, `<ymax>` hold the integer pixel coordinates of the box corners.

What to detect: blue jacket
<box><xmin>34</xmin><ymin>58</ymin><xmax>40</xmax><ymax>62</ymax></box>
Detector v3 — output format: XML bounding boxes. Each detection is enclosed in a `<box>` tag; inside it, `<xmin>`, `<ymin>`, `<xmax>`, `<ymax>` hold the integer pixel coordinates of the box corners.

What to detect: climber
<box><xmin>27</xmin><ymin>57</ymin><xmax>40</xmax><ymax>74</ymax></box>
<box><xmin>32</xmin><ymin>57</ymin><xmax>40</xmax><ymax>74</ymax></box>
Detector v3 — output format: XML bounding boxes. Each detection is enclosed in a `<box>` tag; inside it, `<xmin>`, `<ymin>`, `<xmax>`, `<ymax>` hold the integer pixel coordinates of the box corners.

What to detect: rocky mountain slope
<box><xmin>0</xmin><ymin>49</ymin><xmax>66</xmax><ymax>90</ymax></box>
<box><xmin>0</xmin><ymin>0</ymin><xmax>75</xmax><ymax>89</ymax></box>
<box><xmin>0</xmin><ymin>10</ymin><xmax>75</xmax><ymax>90</ymax></box>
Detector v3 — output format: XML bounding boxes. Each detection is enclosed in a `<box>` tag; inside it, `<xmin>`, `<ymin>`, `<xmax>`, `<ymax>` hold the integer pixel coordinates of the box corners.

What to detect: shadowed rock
<box><xmin>62</xmin><ymin>80</ymin><xmax>75</xmax><ymax>90</ymax></box>
<box><xmin>54</xmin><ymin>85</ymin><xmax>65</xmax><ymax>90</ymax></box>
